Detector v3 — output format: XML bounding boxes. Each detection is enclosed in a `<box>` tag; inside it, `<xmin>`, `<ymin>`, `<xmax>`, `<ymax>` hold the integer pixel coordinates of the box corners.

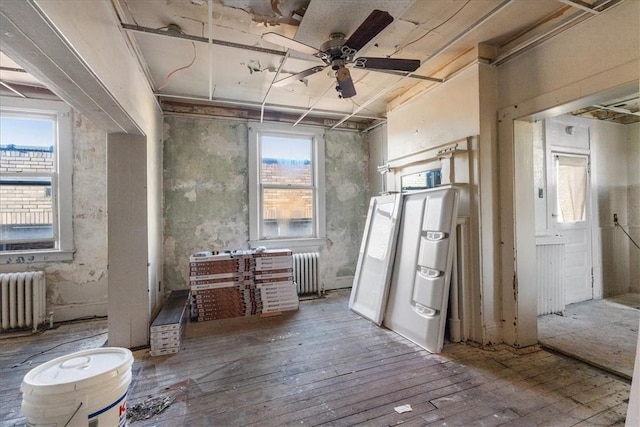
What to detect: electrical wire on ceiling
<box><xmin>157</xmin><ymin>41</ymin><xmax>197</xmax><ymax>91</ymax></box>
<box><xmin>389</xmin><ymin>0</ymin><xmax>471</xmax><ymax>57</ymax></box>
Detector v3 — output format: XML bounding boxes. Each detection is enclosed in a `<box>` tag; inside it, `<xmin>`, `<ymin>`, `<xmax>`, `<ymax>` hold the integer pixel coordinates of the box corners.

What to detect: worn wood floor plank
<box><xmin>0</xmin><ymin>290</ymin><xmax>631</xmax><ymax>427</ymax></box>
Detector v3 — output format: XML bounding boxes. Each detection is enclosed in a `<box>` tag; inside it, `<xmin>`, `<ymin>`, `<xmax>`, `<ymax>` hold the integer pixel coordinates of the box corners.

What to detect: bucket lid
<box><xmin>22</xmin><ymin>347</ymin><xmax>133</xmax><ymax>393</ymax></box>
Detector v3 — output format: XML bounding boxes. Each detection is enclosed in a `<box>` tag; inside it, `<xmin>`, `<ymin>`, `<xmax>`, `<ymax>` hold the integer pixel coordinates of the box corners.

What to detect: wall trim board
<box><xmin>50</xmin><ymin>302</ymin><xmax>107</xmax><ymax>324</ymax></box>
<box><xmin>323</xmin><ymin>276</ymin><xmax>353</xmax><ymax>291</ymax></box>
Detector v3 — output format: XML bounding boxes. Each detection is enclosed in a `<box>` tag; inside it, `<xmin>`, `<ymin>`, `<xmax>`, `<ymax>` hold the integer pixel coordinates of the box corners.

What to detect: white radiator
<box><xmin>293</xmin><ymin>252</ymin><xmax>320</xmax><ymax>295</ymax></box>
<box><xmin>449</xmin><ymin>218</ymin><xmax>471</xmax><ymax>343</ymax></box>
<box><xmin>537</xmin><ymin>243</ymin><xmax>565</xmax><ymax>315</ymax></box>
<box><xmin>0</xmin><ymin>271</ymin><xmax>47</xmax><ymax>332</ymax></box>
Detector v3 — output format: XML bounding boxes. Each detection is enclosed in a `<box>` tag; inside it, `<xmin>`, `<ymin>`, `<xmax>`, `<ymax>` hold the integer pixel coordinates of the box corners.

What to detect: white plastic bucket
<box><xmin>21</xmin><ymin>347</ymin><xmax>133</xmax><ymax>427</ymax></box>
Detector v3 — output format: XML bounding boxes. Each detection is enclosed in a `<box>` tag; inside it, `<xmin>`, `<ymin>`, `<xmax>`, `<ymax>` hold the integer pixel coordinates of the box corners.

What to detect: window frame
<box><xmin>0</xmin><ymin>97</ymin><xmax>73</xmax><ymax>264</ymax></box>
<box><xmin>248</xmin><ymin>122</ymin><xmax>326</xmax><ymax>249</ymax></box>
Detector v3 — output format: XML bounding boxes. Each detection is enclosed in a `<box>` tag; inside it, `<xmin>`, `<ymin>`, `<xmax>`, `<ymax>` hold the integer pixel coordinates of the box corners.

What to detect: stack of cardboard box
<box><xmin>150</xmin><ymin>289</ymin><xmax>189</xmax><ymax>356</ymax></box>
<box><xmin>189</xmin><ymin>253</ymin><xmax>246</xmax><ymax>321</ymax></box>
<box><xmin>253</xmin><ymin>251</ymin><xmax>299</xmax><ymax>314</ymax></box>
<box><xmin>189</xmin><ymin>249</ymin><xmax>298</xmax><ymax>321</ymax></box>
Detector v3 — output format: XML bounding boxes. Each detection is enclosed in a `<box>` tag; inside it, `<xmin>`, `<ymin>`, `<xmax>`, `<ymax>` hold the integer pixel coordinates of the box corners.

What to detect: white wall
<box><xmin>591</xmin><ymin>119</ymin><xmax>630</xmax><ymax>297</ymax></box>
<box><xmin>627</xmin><ymin>123</ymin><xmax>640</xmax><ymax>293</ymax></box>
<box><xmin>497</xmin><ymin>0</ymin><xmax>639</xmax><ymax>347</ymax></box>
<box><xmin>386</xmin><ymin>63</ymin><xmax>500</xmax><ymax>344</ymax></box>
<box><xmin>497</xmin><ymin>2</ymin><xmax>639</xmax><ymax>112</ymax></box>
<box><xmin>388</xmin><ymin>66</ymin><xmax>480</xmax><ymax>161</ymax></box>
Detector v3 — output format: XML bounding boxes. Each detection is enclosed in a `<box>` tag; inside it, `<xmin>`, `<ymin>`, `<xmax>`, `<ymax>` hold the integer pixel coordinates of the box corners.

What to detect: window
<box><xmin>554</xmin><ymin>154</ymin><xmax>588</xmax><ymax>223</ymax></box>
<box><xmin>1</xmin><ymin>98</ymin><xmax>73</xmax><ymax>263</ymax></box>
<box><xmin>248</xmin><ymin>123</ymin><xmax>325</xmax><ymax>248</ymax></box>
<box><xmin>401</xmin><ymin>169</ymin><xmax>442</xmax><ymax>192</ymax></box>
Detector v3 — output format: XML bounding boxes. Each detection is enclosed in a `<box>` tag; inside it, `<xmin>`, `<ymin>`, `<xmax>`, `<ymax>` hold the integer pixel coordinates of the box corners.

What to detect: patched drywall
<box><xmin>162</xmin><ymin>115</ymin><xmax>369</xmax><ymax>291</ymax></box>
<box><xmin>2</xmin><ymin>110</ymin><xmax>109</xmax><ymax>322</ymax></box>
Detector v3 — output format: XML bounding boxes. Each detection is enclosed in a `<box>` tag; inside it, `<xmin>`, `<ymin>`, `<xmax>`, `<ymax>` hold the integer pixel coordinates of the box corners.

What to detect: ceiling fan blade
<box><xmin>335</xmin><ymin>66</ymin><xmax>356</xmax><ymax>98</ymax></box>
<box><xmin>354</xmin><ymin>57</ymin><xmax>421</xmax><ymax>72</ymax></box>
<box><xmin>273</xmin><ymin>66</ymin><xmax>326</xmax><ymax>87</ymax></box>
<box><xmin>262</xmin><ymin>32</ymin><xmax>321</xmax><ymax>56</ymax></box>
<box><xmin>345</xmin><ymin>10</ymin><xmax>394</xmax><ymax>52</ymax></box>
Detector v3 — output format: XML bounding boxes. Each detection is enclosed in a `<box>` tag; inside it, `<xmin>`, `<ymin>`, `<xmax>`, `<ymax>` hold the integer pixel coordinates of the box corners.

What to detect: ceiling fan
<box><xmin>262</xmin><ymin>10</ymin><xmax>420</xmax><ymax>99</ymax></box>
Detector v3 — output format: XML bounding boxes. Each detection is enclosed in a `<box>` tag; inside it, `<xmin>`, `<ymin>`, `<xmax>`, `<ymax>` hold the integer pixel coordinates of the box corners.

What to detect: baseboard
<box><xmin>322</xmin><ymin>276</ymin><xmax>353</xmax><ymax>291</ymax></box>
<box><xmin>50</xmin><ymin>301</ymin><xmax>107</xmax><ymax>323</ymax></box>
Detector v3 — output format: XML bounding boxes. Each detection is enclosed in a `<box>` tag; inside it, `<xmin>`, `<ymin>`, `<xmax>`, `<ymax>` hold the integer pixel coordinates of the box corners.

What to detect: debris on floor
<box><xmin>127</xmin><ymin>395</ymin><xmax>175</xmax><ymax>422</ymax></box>
<box><xmin>394</xmin><ymin>404</ymin><xmax>412</xmax><ymax>414</ymax></box>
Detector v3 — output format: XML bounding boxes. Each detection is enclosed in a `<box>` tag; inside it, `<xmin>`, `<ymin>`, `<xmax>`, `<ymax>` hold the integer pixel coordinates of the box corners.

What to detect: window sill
<box><xmin>249</xmin><ymin>238</ymin><xmax>326</xmax><ymax>251</ymax></box>
<box><xmin>1</xmin><ymin>249</ymin><xmax>74</xmax><ymax>265</ymax></box>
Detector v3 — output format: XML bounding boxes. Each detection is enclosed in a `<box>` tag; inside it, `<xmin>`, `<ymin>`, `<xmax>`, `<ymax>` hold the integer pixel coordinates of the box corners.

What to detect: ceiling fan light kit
<box><xmin>262</xmin><ymin>9</ymin><xmax>420</xmax><ymax>99</ymax></box>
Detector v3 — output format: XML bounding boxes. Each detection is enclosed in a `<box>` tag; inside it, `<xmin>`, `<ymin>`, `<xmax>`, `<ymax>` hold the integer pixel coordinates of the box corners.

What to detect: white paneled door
<box><xmin>549</xmin><ymin>153</ymin><xmax>593</xmax><ymax>304</ymax></box>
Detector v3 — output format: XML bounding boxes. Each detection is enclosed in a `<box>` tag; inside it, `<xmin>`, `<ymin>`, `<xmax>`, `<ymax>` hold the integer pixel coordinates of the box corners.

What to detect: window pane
<box><xmin>555</xmin><ymin>156</ymin><xmax>588</xmax><ymax>223</ymax></box>
<box><xmin>1</xmin><ymin>114</ymin><xmax>56</xmax><ymax>251</ymax></box>
<box><xmin>261</xmin><ymin>135</ymin><xmax>312</xmax><ymax>185</ymax></box>
<box><xmin>0</xmin><ymin>178</ymin><xmax>54</xmax><ymax>242</ymax></box>
<box><xmin>1</xmin><ymin>116</ymin><xmax>55</xmax><ymax>159</ymax></box>
<box><xmin>262</xmin><ymin>188</ymin><xmax>313</xmax><ymax>238</ymax></box>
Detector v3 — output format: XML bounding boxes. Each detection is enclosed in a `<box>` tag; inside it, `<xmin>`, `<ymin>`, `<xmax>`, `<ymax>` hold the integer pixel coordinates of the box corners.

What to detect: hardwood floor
<box><xmin>1</xmin><ymin>290</ymin><xmax>631</xmax><ymax>426</ymax></box>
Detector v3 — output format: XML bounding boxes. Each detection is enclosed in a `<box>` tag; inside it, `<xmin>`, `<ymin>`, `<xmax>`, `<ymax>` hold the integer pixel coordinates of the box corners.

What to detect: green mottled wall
<box><xmin>163</xmin><ymin>116</ymin><xmax>250</xmax><ymax>289</ymax></box>
<box><xmin>163</xmin><ymin>116</ymin><xmax>369</xmax><ymax>291</ymax></box>
<box><xmin>323</xmin><ymin>130</ymin><xmax>370</xmax><ymax>288</ymax></box>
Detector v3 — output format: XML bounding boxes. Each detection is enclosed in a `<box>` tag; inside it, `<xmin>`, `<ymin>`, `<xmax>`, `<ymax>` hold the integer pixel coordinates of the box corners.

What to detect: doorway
<box><xmin>542</xmin><ymin>114</ymin><xmax>595</xmax><ymax>306</ymax></box>
<box><xmin>549</xmin><ymin>152</ymin><xmax>592</xmax><ymax>304</ymax></box>
<box><xmin>531</xmin><ymin>105</ymin><xmax>639</xmax><ymax>379</ymax></box>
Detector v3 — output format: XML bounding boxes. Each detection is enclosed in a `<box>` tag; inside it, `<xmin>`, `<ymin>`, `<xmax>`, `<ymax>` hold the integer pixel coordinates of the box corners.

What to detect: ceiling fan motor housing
<box><xmin>319</xmin><ymin>33</ymin><xmax>356</xmax><ymax>68</ymax></box>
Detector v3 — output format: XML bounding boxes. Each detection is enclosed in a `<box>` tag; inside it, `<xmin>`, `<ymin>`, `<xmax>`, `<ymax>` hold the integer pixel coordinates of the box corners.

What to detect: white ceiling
<box><xmin>1</xmin><ymin>0</ymin><xmax>635</xmax><ymax>126</ymax></box>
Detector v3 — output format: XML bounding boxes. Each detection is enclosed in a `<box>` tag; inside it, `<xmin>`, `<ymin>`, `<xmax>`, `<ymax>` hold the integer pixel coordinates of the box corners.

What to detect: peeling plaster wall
<box><xmin>3</xmin><ymin>110</ymin><xmax>108</xmax><ymax>322</ymax></box>
<box><xmin>162</xmin><ymin>115</ymin><xmax>369</xmax><ymax>292</ymax></box>
<box><xmin>163</xmin><ymin>116</ymin><xmax>249</xmax><ymax>290</ymax></box>
<box><xmin>323</xmin><ymin>129</ymin><xmax>369</xmax><ymax>289</ymax></box>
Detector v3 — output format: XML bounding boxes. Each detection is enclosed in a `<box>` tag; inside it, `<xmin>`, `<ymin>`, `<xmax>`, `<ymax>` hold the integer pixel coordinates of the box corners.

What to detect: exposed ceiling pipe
<box><xmin>0</xmin><ymin>80</ymin><xmax>27</xmax><ymax>98</ymax></box>
<box><xmin>121</xmin><ymin>23</ymin><xmax>441</xmax><ymax>84</ymax></box>
<box><xmin>557</xmin><ymin>0</ymin><xmax>600</xmax><ymax>14</ymax></box>
<box><xmin>293</xmin><ymin>80</ymin><xmax>337</xmax><ymax>126</ymax></box>
<box><xmin>333</xmin><ymin>0</ymin><xmax>515</xmax><ymax>128</ymax></box>
<box><xmin>121</xmin><ymin>23</ymin><xmax>288</xmax><ymax>57</ymax></box>
<box><xmin>331</xmin><ymin>80</ymin><xmax>399</xmax><ymax>129</ymax></box>
<box><xmin>261</xmin><ymin>51</ymin><xmax>290</xmax><ymax>123</ymax></box>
